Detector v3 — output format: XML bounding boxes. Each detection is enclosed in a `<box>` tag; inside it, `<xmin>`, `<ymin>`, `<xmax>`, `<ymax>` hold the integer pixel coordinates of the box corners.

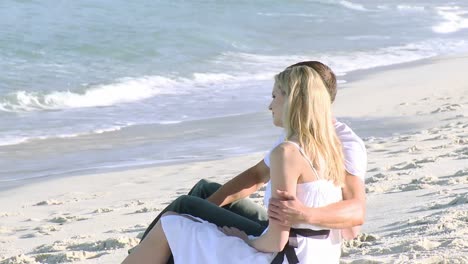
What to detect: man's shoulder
<box><xmin>334</xmin><ymin>121</ymin><xmax>366</xmax><ymax>150</ymax></box>
<box><xmin>334</xmin><ymin>120</ymin><xmax>367</xmax><ymax>180</ymax></box>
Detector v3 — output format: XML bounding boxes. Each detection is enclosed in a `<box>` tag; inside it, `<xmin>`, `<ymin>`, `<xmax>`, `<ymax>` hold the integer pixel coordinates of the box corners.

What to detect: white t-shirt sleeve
<box><xmin>335</xmin><ymin>121</ymin><xmax>367</xmax><ymax>181</ymax></box>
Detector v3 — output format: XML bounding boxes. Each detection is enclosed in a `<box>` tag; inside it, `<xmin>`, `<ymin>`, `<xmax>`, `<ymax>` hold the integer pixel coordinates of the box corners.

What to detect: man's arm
<box><xmin>268</xmin><ymin>172</ymin><xmax>365</xmax><ymax>235</ymax></box>
<box><xmin>206</xmin><ymin>160</ymin><xmax>270</xmax><ymax>207</ymax></box>
<box><xmin>340</xmin><ymin>173</ymin><xmax>365</xmax><ymax>239</ymax></box>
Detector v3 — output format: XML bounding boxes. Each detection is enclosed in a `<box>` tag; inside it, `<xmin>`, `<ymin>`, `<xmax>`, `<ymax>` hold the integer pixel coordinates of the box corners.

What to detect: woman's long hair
<box><xmin>275</xmin><ymin>66</ymin><xmax>345</xmax><ymax>186</ymax></box>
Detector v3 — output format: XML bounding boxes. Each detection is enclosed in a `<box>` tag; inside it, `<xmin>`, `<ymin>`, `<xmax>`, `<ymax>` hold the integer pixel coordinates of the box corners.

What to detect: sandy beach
<box><xmin>1</xmin><ymin>54</ymin><xmax>467</xmax><ymax>263</ymax></box>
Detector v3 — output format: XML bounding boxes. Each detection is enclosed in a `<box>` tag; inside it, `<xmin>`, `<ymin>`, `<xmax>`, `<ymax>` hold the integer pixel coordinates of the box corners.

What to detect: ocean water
<box><xmin>1</xmin><ymin>0</ymin><xmax>468</xmax><ymax>184</ymax></box>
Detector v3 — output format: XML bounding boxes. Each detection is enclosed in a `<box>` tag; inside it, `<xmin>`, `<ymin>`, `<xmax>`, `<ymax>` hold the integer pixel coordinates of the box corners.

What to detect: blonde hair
<box><xmin>275</xmin><ymin>66</ymin><xmax>345</xmax><ymax>186</ymax></box>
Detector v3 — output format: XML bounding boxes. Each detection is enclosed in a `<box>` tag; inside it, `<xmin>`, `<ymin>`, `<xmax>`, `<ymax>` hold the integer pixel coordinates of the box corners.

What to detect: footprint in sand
<box><xmin>133</xmin><ymin>207</ymin><xmax>159</xmax><ymax>214</ymax></box>
<box><xmin>124</xmin><ymin>200</ymin><xmax>145</xmax><ymax>208</ymax></box>
<box><xmin>0</xmin><ymin>254</ymin><xmax>37</xmax><ymax>264</ymax></box>
<box><xmin>439</xmin><ymin>151</ymin><xmax>459</xmax><ymax>158</ymax></box>
<box><xmin>397</xmin><ymin>170</ymin><xmax>415</xmax><ymax>176</ymax></box>
<box><xmin>439</xmin><ymin>210</ymin><xmax>468</xmax><ymax>232</ymax></box>
<box><xmin>106</xmin><ymin>224</ymin><xmax>147</xmax><ymax>234</ymax></box>
<box><xmin>453</xmin><ymin>137</ymin><xmax>468</xmax><ymax>145</ymax></box>
<box><xmin>394</xmin><ymin>238</ymin><xmax>442</xmax><ymax>253</ymax></box>
<box><xmin>20</xmin><ymin>233</ymin><xmax>37</xmax><ymax>239</ymax></box>
<box><xmin>35</xmin><ymin>225</ymin><xmax>61</xmax><ymax>235</ymax></box>
<box><xmin>29</xmin><ymin>237</ymin><xmax>138</xmax><ymax>263</ymax></box>
<box><xmin>409</xmin><ymin>208</ymin><xmax>467</xmax><ymax>236</ymax></box>
<box><xmin>120</xmin><ymin>225</ymin><xmax>147</xmax><ymax>233</ymax></box>
<box><xmin>34</xmin><ymin>251</ymin><xmax>104</xmax><ymax>264</ymax></box>
<box><xmin>388</xmin><ymin>145</ymin><xmax>422</xmax><ymax>155</ymax></box>
<box><xmin>34</xmin><ymin>200</ymin><xmax>64</xmax><ymax>206</ymax></box>
<box><xmin>367</xmin><ymin>167</ymin><xmax>380</xmax><ymax>172</ymax></box>
<box><xmin>67</xmin><ymin>237</ymin><xmax>139</xmax><ymax>252</ymax></box>
<box><xmin>31</xmin><ymin>241</ymin><xmax>69</xmax><ymax>254</ymax></box>
<box><xmin>411</xmin><ymin>175</ymin><xmax>438</xmax><ymax>184</ymax></box>
<box><xmin>365</xmin><ymin>173</ymin><xmax>396</xmax><ymax>193</ymax></box>
<box><xmin>388</xmin><ymin>161</ymin><xmax>421</xmax><ymax>171</ymax></box>
<box><xmin>441</xmin><ymin>122</ymin><xmax>457</xmax><ymax>129</ymax></box>
<box><xmin>48</xmin><ymin>215</ymin><xmax>88</xmax><ymax>224</ymax></box>
<box><xmin>414</xmin><ymin>157</ymin><xmax>439</xmax><ymax>164</ymax></box>
<box><xmin>454</xmin><ymin>147</ymin><xmax>468</xmax><ymax>159</ymax></box>
<box><xmin>342</xmin><ymin>233</ymin><xmax>379</xmax><ymax>251</ymax></box>
<box><xmin>365</xmin><ymin>184</ymin><xmax>391</xmax><ymax>194</ymax></box>
<box><xmin>367</xmin><ymin>144</ymin><xmax>388</xmax><ymax>153</ymax></box>
<box><xmin>397</xmin><ymin>183</ymin><xmax>432</xmax><ymax>192</ymax></box>
<box><xmin>428</xmin><ymin>193</ymin><xmax>468</xmax><ymax>209</ymax></box>
<box><xmin>363</xmin><ymin>136</ymin><xmax>376</xmax><ymax>142</ymax></box>
<box><xmin>389</xmin><ymin>176</ymin><xmax>435</xmax><ymax>193</ymax></box>
<box><xmin>446</xmin><ymin>238</ymin><xmax>468</xmax><ymax>249</ymax></box>
<box><xmin>454</xmin><ymin>169</ymin><xmax>468</xmax><ymax>176</ymax></box>
<box><xmin>428</xmin><ymin>127</ymin><xmax>443</xmax><ymax>135</ymax></box>
<box><xmin>445</xmin><ymin>177</ymin><xmax>468</xmax><ymax>184</ymax></box>
<box><xmin>425</xmin><ymin>134</ymin><xmax>448</xmax><ymax>141</ymax></box>
<box><xmin>365</xmin><ymin>173</ymin><xmax>394</xmax><ymax>184</ymax></box>
<box><xmin>393</xmin><ymin>135</ymin><xmax>412</xmax><ymax>142</ymax></box>
<box><xmin>431</xmin><ymin>104</ymin><xmax>462</xmax><ymax>114</ymax></box>
<box><xmin>93</xmin><ymin>208</ymin><xmax>114</xmax><ymax>214</ymax></box>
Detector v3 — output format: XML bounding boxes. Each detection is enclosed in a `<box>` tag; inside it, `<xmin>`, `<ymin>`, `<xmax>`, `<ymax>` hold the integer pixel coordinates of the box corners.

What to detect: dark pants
<box><xmin>138</xmin><ymin>179</ymin><xmax>269</xmax><ymax>263</ymax></box>
<box><xmin>141</xmin><ymin>179</ymin><xmax>268</xmax><ymax>241</ymax></box>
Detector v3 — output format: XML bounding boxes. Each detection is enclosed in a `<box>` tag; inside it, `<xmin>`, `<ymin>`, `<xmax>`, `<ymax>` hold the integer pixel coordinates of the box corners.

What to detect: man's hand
<box><xmin>268</xmin><ymin>190</ymin><xmax>307</xmax><ymax>226</ymax></box>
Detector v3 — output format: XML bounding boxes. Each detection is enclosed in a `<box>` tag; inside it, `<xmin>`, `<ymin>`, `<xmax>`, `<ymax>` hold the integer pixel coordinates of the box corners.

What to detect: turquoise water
<box><xmin>1</xmin><ymin>0</ymin><xmax>468</xmax><ymax>183</ymax></box>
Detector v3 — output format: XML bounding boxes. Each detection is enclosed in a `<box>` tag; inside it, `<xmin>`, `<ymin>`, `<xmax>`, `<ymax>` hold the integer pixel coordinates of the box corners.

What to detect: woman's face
<box><xmin>268</xmin><ymin>84</ymin><xmax>286</xmax><ymax>127</ymax></box>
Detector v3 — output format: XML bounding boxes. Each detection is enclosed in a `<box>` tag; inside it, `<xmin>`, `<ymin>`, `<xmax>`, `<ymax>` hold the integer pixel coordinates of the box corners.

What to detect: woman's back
<box><xmin>263</xmin><ymin>141</ymin><xmax>343</xmax><ymax>263</ymax></box>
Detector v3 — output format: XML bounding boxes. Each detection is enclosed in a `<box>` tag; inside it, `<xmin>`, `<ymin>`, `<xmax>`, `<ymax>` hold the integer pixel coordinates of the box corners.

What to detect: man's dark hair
<box><xmin>288</xmin><ymin>61</ymin><xmax>337</xmax><ymax>103</ymax></box>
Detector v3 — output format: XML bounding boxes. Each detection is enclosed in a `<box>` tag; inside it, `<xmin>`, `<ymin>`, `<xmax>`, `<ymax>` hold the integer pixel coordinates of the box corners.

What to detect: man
<box><xmin>139</xmin><ymin>61</ymin><xmax>366</xmax><ymax>252</ymax></box>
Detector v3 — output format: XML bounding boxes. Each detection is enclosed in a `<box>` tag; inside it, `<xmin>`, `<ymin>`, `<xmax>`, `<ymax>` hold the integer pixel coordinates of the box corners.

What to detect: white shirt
<box><xmin>263</xmin><ymin>120</ymin><xmax>367</xmax><ymax>181</ymax></box>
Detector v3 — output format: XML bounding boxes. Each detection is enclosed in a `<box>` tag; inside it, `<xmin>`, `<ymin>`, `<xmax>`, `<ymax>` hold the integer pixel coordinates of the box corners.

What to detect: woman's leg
<box><xmin>122</xmin><ymin>220</ymin><xmax>171</xmax><ymax>264</ymax></box>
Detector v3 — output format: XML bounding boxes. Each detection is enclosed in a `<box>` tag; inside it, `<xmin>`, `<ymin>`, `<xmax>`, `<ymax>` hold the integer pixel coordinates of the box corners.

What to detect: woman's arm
<box><xmin>249</xmin><ymin>144</ymin><xmax>300</xmax><ymax>252</ymax></box>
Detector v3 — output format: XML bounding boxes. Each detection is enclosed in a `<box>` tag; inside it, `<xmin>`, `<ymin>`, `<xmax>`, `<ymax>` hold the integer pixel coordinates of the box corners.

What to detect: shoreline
<box><xmin>0</xmin><ymin>111</ymin><xmax>280</xmax><ymax>192</ymax></box>
<box><xmin>2</xmin><ymin>52</ymin><xmax>463</xmax><ymax>191</ymax></box>
<box><xmin>1</xmin><ymin>53</ymin><xmax>468</xmax><ymax>263</ymax></box>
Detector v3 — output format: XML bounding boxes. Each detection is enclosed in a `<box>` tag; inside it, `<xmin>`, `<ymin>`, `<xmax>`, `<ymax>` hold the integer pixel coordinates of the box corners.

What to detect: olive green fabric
<box><xmin>140</xmin><ymin>179</ymin><xmax>268</xmax><ymax>241</ymax></box>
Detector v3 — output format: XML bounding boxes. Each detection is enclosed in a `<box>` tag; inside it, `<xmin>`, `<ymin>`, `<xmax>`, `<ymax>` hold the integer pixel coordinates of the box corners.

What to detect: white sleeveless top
<box><xmin>161</xmin><ymin>140</ymin><xmax>343</xmax><ymax>264</ymax></box>
<box><xmin>263</xmin><ymin>141</ymin><xmax>343</xmax><ymax>228</ymax></box>
<box><xmin>264</xmin><ymin>120</ymin><xmax>367</xmax><ymax>181</ymax></box>
<box><xmin>263</xmin><ymin>141</ymin><xmax>343</xmax><ymax>262</ymax></box>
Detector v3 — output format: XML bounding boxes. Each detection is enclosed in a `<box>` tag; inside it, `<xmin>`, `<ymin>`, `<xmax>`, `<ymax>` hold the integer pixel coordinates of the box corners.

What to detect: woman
<box><xmin>123</xmin><ymin>65</ymin><xmax>345</xmax><ymax>264</ymax></box>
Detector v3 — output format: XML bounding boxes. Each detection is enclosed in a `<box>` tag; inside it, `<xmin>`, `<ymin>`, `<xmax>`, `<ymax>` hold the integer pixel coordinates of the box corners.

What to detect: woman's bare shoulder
<box><xmin>270</xmin><ymin>141</ymin><xmax>302</xmax><ymax>163</ymax></box>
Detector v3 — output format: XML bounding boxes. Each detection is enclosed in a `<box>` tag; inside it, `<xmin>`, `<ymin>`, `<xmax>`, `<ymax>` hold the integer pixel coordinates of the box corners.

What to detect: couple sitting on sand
<box><xmin>123</xmin><ymin>61</ymin><xmax>367</xmax><ymax>264</ymax></box>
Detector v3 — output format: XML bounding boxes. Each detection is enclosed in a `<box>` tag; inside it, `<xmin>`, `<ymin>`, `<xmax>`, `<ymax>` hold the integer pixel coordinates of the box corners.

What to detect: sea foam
<box><xmin>0</xmin><ymin>76</ymin><xmax>182</xmax><ymax>112</ymax></box>
<box><xmin>433</xmin><ymin>6</ymin><xmax>468</xmax><ymax>34</ymax></box>
<box><xmin>397</xmin><ymin>5</ymin><xmax>426</xmax><ymax>12</ymax></box>
<box><xmin>338</xmin><ymin>0</ymin><xmax>368</xmax><ymax>12</ymax></box>
<box><xmin>218</xmin><ymin>39</ymin><xmax>468</xmax><ymax>77</ymax></box>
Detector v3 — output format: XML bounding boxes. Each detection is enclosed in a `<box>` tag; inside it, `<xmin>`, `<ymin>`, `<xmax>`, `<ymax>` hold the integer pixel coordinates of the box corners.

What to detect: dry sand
<box><xmin>1</xmin><ymin>54</ymin><xmax>467</xmax><ymax>263</ymax></box>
